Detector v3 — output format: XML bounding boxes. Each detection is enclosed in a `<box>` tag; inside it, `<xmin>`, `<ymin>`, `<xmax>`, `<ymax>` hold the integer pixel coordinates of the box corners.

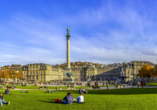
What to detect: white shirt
<box><xmin>77</xmin><ymin>95</ymin><xmax>84</xmax><ymax>102</ymax></box>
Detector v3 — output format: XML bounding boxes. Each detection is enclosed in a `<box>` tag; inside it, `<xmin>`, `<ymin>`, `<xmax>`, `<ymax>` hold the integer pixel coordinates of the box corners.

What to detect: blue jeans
<box><xmin>62</xmin><ymin>100</ymin><xmax>67</xmax><ymax>104</ymax></box>
<box><xmin>0</xmin><ymin>99</ymin><xmax>8</xmax><ymax>106</ymax></box>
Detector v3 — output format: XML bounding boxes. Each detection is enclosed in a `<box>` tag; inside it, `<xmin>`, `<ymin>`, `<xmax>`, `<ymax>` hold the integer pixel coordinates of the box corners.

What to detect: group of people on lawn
<box><xmin>0</xmin><ymin>88</ymin><xmax>11</xmax><ymax>106</ymax></box>
<box><xmin>1</xmin><ymin>87</ymin><xmax>86</xmax><ymax>106</ymax></box>
<box><xmin>55</xmin><ymin>88</ymin><xmax>86</xmax><ymax>104</ymax></box>
<box><xmin>55</xmin><ymin>92</ymin><xmax>85</xmax><ymax>104</ymax></box>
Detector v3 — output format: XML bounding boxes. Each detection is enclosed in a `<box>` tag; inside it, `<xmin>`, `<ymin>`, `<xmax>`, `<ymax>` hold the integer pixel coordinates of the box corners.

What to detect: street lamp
<box><xmin>131</xmin><ymin>75</ymin><xmax>133</xmax><ymax>87</ymax></box>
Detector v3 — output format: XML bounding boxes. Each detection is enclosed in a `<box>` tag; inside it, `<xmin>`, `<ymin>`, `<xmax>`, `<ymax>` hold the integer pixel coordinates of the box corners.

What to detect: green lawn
<box><xmin>2</xmin><ymin>84</ymin><xmax>114</xmax><ymax>90</ymax></box>
<box><xmin>146</xmin><ymin>83</ymin><xmax>157</xmax><ymax>86</ymax></box>
<box><xmin>75</xmin><ymin>85</ymin><xmax>115</xmax><ymax>89</ymax></box>
<box><xmin>1</xmin><ymin>88</ymin><xmax>157</xmax><ymax>110</ymax></box>
<box><xmin>3</xmin><ymin>85</ymin><xmax>67</xmax><ymax>89</ymax></box>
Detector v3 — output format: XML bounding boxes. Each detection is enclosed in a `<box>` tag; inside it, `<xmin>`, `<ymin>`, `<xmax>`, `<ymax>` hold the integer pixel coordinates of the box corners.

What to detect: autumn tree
<box><xmin>152</xmin><ymin>65</ymin><xmax>157</xmax><ymax>77</ymax></box>
<box><xmin>0</xmin><ymin>70</ymin><xmax>2</xmax><ymax>79</ymax></box>
<box><xmin>137</xmin><ymin>65</ymin><xmax>154</xmax><ymax>78</ymax></box>
<box><xmin>0</xmin><ymin>67</ymin><xmax>26</xmax><ymax>82</ymax></box>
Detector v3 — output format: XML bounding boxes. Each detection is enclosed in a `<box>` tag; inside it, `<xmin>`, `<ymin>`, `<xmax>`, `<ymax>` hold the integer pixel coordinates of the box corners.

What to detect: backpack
<box><xmin>55</xmin><ymin>99</ymin><xmax>62</xmax><ymax>103</ymax></box>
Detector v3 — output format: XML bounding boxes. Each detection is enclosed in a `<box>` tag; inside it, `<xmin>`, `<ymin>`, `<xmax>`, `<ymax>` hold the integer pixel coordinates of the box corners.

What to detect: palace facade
<box><xmin>70</xmin><ymin>61</ymin><xmax>155</xmax><ymax>82</ymax></box>
<box><xmin>21</xmin><ymin>61</ymin><xmax>155</xmax><ymax>82</ymax></box>
<box><xmin>22</xmin><ymin>63</ymin><xmax>64</xmax><ymax>82</ymax></box>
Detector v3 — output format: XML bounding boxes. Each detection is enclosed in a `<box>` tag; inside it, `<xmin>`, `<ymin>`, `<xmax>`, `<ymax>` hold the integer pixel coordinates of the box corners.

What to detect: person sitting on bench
<box><xmin>62</xmin><ymin>92</ymin><xmax>73</xmax><ymax>104</ymax></box>
<box><xmin>5</xmin><ymin>88</ymin><xmax>11</xmax><ymax>94</ymax></box>
<box><xmin>0</xmin><ymin>93</ymin><xmax>10</xmax><ymax>106</ymax></box>
<box><xmin>77</xmin><ymin>93</ymin><xmax>85</xmax><ymax>103</ymax></box>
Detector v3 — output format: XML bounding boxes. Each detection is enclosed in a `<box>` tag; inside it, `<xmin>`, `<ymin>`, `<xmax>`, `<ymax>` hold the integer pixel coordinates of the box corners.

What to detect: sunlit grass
<box><xmin>1</xmin><ymin>88</ymin><xmax>157</xmax><ymax>110</ymax></box>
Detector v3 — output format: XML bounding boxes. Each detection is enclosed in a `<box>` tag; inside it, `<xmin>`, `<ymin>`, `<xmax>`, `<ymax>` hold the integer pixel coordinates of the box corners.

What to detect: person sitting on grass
<box><xmin>62</xmin><ymin>92</ymin><xmax>73</xmax><ymax>104</ymax></box>
<box><xmin>0</xmin><ymin>93</ymin><xmax>10</xmax><ymax>106</ymax></box>
<box><xmin>5</xmin><ymin>88</ymin><xmax>11</xmax><ymax>94</ymax></box>
<box><xmin>78</xmin><ymin>88</ymin><xmax>82</xmax><ymax>94</ymax></box>
<box><xmin>82</xmin><ymin>88</ymin><xmax>86</xmax><ymax>94</ymax></box>
<box><xmin>77</xmin><ymin>93</ymin><xmax>85</xmax><ymax>103</ymax></box>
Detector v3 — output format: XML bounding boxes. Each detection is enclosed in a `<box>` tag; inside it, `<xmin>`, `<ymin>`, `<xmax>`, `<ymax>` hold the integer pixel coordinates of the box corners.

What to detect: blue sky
<box><xmin>0</xmin><ymin>0</ymin><xmax>157</xmax><ymax>66</ymax></box>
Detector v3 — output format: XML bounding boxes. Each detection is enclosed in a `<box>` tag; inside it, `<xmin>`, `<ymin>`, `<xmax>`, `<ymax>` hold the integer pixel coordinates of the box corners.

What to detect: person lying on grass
<box><xmin>5</xmin><ymin>88</ymin><xmax>11</xmax><ymax>94</ymax></box>
<box><xmin>62</xmin><ymin>92</ymin><xmax>73</xmax><ymax>104</ymax></box>
<box><xmin>46</xmin><ymin>89</ymin><xmax>50</xmax><ymax>93</ymax></box>
<box><xmin>77</xmin><ymin>93</ymin><xmax>85</xmax><ymax>103</ymax></box>
<box><xmin>0</xmin><ymin>93</ymin><xmax>10</xmax><ymax>106</ymax></box>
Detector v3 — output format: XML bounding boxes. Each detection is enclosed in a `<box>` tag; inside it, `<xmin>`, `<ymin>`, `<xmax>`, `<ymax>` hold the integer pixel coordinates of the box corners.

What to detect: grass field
<box><xmin>146</xmin><ymin>83</ymin><xmax>157</xmax><ymax>86</ymax></box>
<box><xmin>1</xmin><ymin>88</ymin><xmax>157</xmax><ymax>110</ymax></box>
<box><xmin>3</xmin><ymin>85</ymin><xmax>68</xmax><ymax>89</ymax></box>
<box><xmin>2</xmin><ymin>84</ymin><xmax>114</xmax><ymax>89</ymax></box>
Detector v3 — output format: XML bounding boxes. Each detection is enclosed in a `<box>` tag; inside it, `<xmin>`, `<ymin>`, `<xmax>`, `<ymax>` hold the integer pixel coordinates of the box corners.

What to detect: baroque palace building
<box><xmin>22</xmin><ymin>63</ymin><xmax>64</xmax><ymax>82</ymax></box>
<box><xmin>21</xmin><ymin>61</ymin><xmax>155</xmax><ymax>82</ymax></box>
<box><xmin>122</xmin><ymin>61</ymin><xmax>155</xmax><ymax>81</ymax></box>
<box><xmin>70</xmin><ymin>61</ymin><xmax>155</xmax><ymax>82</ymax></box>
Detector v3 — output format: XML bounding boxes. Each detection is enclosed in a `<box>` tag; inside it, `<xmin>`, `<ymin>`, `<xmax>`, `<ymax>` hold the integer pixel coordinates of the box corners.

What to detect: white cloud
<box><xmin>1</xmin><ymin>1</ymin><xmax>157</xmax><ymax>67</ymax></box>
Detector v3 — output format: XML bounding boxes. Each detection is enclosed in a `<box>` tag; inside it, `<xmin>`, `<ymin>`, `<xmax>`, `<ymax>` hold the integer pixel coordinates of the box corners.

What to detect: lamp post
<box><xmin>131</xmin><ymin>75</ymin><xmax>133</xmax><ymax>88</ymax></box>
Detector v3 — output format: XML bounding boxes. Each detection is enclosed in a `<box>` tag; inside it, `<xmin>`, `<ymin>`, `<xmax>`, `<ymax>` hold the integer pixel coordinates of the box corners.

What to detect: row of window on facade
<box><xmin>30</xmin><ymin>76</ymin><xmax>45</xmax><ymax>80</ymax></box>
<box><xmin>23</xmin><ymin>67</ymin><xmax>46</xmax><ymax>70</ymax></box>
<box><xmin>127</xmin><ymin>70</ymin><xmax>138</xmax><ymax>74</ymax></box>
<box><xmin>127</xmin><ymin>65</ymin><xmax>142</xmax><ymax>68</ymax></box>
<box><xmin>24</xmin><ymin>71</ymin><xmax>45</xmax><ymax>75</ymax></box>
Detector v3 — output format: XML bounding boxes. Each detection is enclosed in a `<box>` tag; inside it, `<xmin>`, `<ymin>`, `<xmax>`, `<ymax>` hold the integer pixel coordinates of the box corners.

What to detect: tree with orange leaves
<box><xmin>151</xmin><ymin>65</ymin><xmax>157</xmax><ymax>77</ymax></box>
<box><xmin>0</xmin><ymin>67</ymin><xmax>26</xmax><ymax>82</ymax></box>
<box><xmin>0</xmin><ymin>70</ymin><xmax>2</xmax><ymax>79</ymax></box>
<box><xmin>137</xmin><ymin>65</ymin><xmax>154</xmax><ymax>78</ymax></box>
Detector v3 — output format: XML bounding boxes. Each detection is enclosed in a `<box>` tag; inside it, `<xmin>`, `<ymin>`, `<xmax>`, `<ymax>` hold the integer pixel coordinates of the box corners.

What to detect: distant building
<box><xmin>22</xmin><ymin>63</ymin><xmax>64</xmax><ymax>82</ymax></box>
<box><xmin>69</xmin><ymin>61</ymin><xmax>155</xmax><ymax>81</ymax></box>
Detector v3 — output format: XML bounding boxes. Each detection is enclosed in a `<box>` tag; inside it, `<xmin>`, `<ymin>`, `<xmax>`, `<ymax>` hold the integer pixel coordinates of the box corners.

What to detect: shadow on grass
<box><xmin>38</xmin><ymin>99</ymin><xmax>84</xmax><ymax>105</ymax></box>
<box><xmin>38</xmin><ymin>99</ymin><xmax>65</xmax><ymax>104</ymax></box>
<box><xmin>56</xmin><ymin>88</ymin><xmax>157</xmax><ymax>95</ymax></box>
<box><xmin>86</xmin><ymin>88</ymin><xmax>157</xmax><ymax>95</ymax></box>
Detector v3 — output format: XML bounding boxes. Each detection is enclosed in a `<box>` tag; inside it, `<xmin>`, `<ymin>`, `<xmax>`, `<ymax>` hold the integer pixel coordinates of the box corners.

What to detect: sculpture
<box><xmin>63</xmin><ymin>72</ymin><xmax>65</xmax><ymax>77</ymax></box>
<box><xmin>70</xmin><ymin>72</ymin><xmax>73</xmax><ymax>77</ymax></box>
<box><xmin>66</xmin><ymin>27</ymin><xmax>70</xmax><ymax>36</ymax></box>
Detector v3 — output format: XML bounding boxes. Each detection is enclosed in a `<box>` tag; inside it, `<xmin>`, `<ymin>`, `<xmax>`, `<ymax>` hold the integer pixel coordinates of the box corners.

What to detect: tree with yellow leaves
<box><xmin>151</xmin><ymin>65</ymin><xmax>157</xmax><ymax>77</ymax></box>
<box><xmin>0</xmin><ymin>68</ymin><xmax>26</xmax><ymax>82</ymax></box>
<box><xmin>137</xmin><ymin>65</ymin><xmax>154</xmax><ymax>78</ymax></box>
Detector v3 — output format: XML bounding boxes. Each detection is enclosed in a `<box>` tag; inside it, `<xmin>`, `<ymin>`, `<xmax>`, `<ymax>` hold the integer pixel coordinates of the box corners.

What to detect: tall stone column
<box><xmin>66</xmin><ymin>27</ymin><xmax>71</xmax><ymax>69</ymax></box>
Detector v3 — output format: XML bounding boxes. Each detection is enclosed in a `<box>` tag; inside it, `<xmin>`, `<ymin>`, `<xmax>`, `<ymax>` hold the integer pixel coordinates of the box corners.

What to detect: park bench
<box><xmin>69</xmin><ymin>86</ymin><xmax>75</xmax><ymax>90</ymax></box>
<box><xmin>39</xmin><ymin>86</ymin><xmax>48</xmax><ymax>90</ymax></box>
<box><xmin>44</xmin><ymin>86</ymin><xmax>48</xmax><ymax>89</ymax></box>
<box><xmin>0</xmin><ymin>86</ymin><xmax>3</xmax><ymax>88</ymax></box>
<box><xmin>92</xmin><ymin>85</ymin><xmax>100</xmax><ymax>89</ymax></box>
<box><xmin>7</xmin><ymin>86</ymin><xmax>14</xmax><ymax>89</ymax></box>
